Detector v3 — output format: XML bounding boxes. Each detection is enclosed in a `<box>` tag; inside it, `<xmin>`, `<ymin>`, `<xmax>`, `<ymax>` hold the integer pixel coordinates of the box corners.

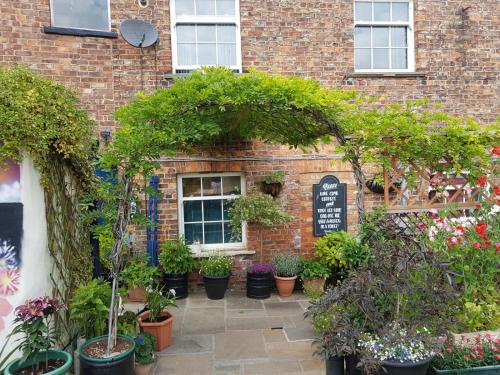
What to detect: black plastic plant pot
<box><xmin>326</xmin><ymin>356</ymin><xmax>345</xmax><ymax>375</ymax></box>
<box><xmin>380</xmin><ymin>357</ymin><xmax>432</xmax><ymax>375</ymax></box>
<box><xmin>163</xmin><ymin>272</ymin><xmax>189</xmax><ymax>299</ymax></box>
<box><xmin>246</xmin><ymin>271</ymin><xmax>272</xmax><ymax>299</ymax></box>
<box><xmin>79</xmin><ymin>335</ymin><xmax>136</xmax><ymax>375</ymax></box>
<box><xmin>203</xmin><ymin>275</ymin><xmax>230</xmax><ymax>300</ymax></box>
<box><xmin>345</xmin><ymin>354</ymin><xmax>363</xmax><ymax>375</ymax></box>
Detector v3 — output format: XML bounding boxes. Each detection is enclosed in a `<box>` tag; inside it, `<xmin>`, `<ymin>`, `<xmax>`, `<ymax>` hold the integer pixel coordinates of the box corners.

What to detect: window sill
<box><xmin>348</xmin><ymin>71</ymin><xmax>427</xmax><ymax>78</ymax></box>
<box><xmin>193</xmin><ymin>249</ymin><xmax>255</xmax><ymax>258</ymax></box>
<box><xmin>43</xmin><ymin>26</ymin><xmax>118</xmax><ymax>38</ymax></box>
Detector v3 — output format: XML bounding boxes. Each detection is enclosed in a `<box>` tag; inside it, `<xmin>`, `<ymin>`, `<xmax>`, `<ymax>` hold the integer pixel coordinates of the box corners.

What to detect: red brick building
<box><xmin>1</xmin><ymin>0</ymin><xmax>498</xmax><ymax>283</ymax></box>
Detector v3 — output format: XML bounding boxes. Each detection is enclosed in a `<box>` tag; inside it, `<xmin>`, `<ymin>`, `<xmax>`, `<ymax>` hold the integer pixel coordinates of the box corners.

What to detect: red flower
<box><xmin>496</xmin><ymin>355</ymin><xmax>500</xmax><ymax>360</ymax></box>
<box><xmin>492</xmin><ymin>146</ymin><xmax>500</xmax><ymax>156</ymax></box>
<box><xmin>475</xmin><ymin>222</ymin><xmax>487</xmax><ymax>236</ymax></box>
<box><xmin>494</xmin><ymin>186</ymin><xmax>500</xmax><ymax>196</ymax></box>
<box><xmin>475</xmin><ymin>203</ymin><xmax>481</xmax><ymax>209</ymax></box>
<box><xmin>446</xmin><ymin>347</ymin><xmax>452</xmax><ymax>353</ymax></box>
<box><xmin>456</xmin><ymin>225</ymin><xmax>465</xmax><ymax>235</ymax></box>
<box><xmin>472</xmin><ymin>242</ymin><xmax>482</xmax><ymax>249</ymax></box>
<box><xmin>476</xmin><ymin>175</ymin><xmax>487</xmax><ymax>188</ymax></box>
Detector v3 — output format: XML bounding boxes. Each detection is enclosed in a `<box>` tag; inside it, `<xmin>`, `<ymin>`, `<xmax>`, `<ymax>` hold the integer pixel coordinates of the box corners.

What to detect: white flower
<box><xmin>170</xmin><ymin>288</ymin><xmax>176</xmax><ymax>296</ymax></box>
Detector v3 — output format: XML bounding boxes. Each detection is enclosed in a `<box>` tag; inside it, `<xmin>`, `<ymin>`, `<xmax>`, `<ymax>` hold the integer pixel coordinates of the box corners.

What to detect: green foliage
<box><xmin>262</xmin><ymin>171</ymin><xmax>285</xmax><ymax>184</ymax></box>
<box><xmin>69</xmin><ymin>279</ymin><xmax>112</xmax><ymax>338</ymax></box>
<box><xmin>300</xmin><ymin>258</ymin><xmax>331</xmax><ymax>280</ymax></box>
<box><xmin>145</xmin><ymin>285</ymin><xmax>176</xmax><ymax>322</ymax></box>
<box><xmin>135</xmin><ymin>333</ymin><xmax>156</xmax><ymax>365</ymax></box>
<box><xmin>117</xmin><ymin>311</ymin><xmax>137</xmax><ymax>337</ymax></box>
<box><xmin>200</xmin><ymin>255</ymin><xmax>232</xmax><ymax>277</ymax></box>
<box><xmin>120</xmin><ymin>255</ymin><xmax>160</xmax><ymax>289</ymax></box>
<box><xmin>158</xmin><ymin>237</ymin><xmax>197</xmax><ymax>275</ymax></box>
<box><xmin>228</xmin><ymin>193</ymin><xmax>293</xmax><ymax>239</ymax></box>
<box><xmin>272</xmin><ymin>253</ymin><xmax>301</xmax><ymax>277</ymax></box>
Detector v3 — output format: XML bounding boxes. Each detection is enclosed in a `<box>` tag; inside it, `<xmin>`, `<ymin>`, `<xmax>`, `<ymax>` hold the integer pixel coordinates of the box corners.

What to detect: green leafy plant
<box><xmin>117</xmin><ymin>311</ymin><xmax>137</xmax><ymax>337</ymax></box>
<box><xmin>69</xmin><ymin>279</ymin><xmax>112</xmax><ymax>339</ymax></box>
<box><xmin>145</xmin><ymin>285</ymin><xmax>177</xmax><ymax>322</ymax></box>
<box><xmin>228</xmin><ymin>193</ymin><xmax>293</xmax><ymax>239</ymax></box>
<box><xmin>158</xmin><ymin>237</ymin><xmax>196</xmax><ymax>275</ymax></box>
<box><xmin>200</xmin><ymin>255</ymin><xmax>232</xmax><ymax>277</ymax></box>
<box><xmin>300</xmin><ymin>258</ymin><xmax>331</xmax><ymax>280</ymax></box>
<box><xmin>135</xmin><ymin>333</ymin><xmax>156</xmax><ymax>365</ymax></box>
<box><xmin>272</xmin><ymin>253</ymin><xmax>301</xmax><ymax>277</ymax></box>
<box><xmin>120</xmin><ymin>255</ymin><xmax>159</xmax><ymax>289</ymax></box>
<box><xmin>262</xmin><ymin>171</ymin><xmax>285</xmax><ymax>184</ymax></box>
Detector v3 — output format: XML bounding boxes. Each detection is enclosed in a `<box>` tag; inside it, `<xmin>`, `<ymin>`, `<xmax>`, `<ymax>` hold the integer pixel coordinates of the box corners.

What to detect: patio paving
<box><xmin>126</xmin><ymin>288</ymin><xmax>324</xmax><ymax>375</ymax></box>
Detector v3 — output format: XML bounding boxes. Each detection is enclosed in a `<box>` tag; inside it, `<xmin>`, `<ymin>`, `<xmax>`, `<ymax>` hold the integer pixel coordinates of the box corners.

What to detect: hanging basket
<box><xmin>261</xmin><ymin>182</ymin><xmax>283</xmax><ymax>197</ymax></box>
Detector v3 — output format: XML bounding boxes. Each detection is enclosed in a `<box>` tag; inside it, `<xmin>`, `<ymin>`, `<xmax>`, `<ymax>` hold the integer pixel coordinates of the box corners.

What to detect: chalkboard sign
<box><xmin>313</xmin><ymin>175</ymin><xmax>347</xmax><ymax>236</ymax></box>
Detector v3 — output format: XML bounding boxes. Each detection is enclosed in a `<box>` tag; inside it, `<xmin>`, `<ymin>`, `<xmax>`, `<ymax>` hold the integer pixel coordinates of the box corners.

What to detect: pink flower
<box><xmin>0</xmin><ymin>268</ymin><xmax>20</xmax><ymax>295</ymax></box>
<box><xmin>15</xmin><ymin>296</ymin><xmax>64</xmax><ymax>321</ymax></box>
<box><xmin>472</xmin><ymin>242</ymin><xmax>482</xmax><ymax>250</ymax></box>
<box><xmin>417</xmin><ymin>223</ymin><xmax>426</xmax><ymax>230</ymax></box>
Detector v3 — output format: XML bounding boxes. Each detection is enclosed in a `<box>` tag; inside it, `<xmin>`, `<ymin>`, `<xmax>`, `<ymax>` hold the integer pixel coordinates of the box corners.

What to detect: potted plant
<box><xmin>432</xmin><ymin>333</ymin><xmax>500</xmax><ymax>374</ymax></box>
<box><xmin>4</xmin><ymin>297</ymin><xmax>72</xmax><ymax>375</ymax></box>
<box><xmin>246</xmin><ymin>263</ymin><xmax>274</xmax><ymax>299</ymax></box>
<box><xmin>158</xmin><ymin>237</ymin><xmax>196</xmax><ymax>299</ymax></box>
<box><xmin>120</xmin><ymin>254</ymin><xmax>159</xmax><ymax>302</ymax></box>
<box><xmin>261</xmin><ymin>171</ymin><xmax>285</xmax><ymax>197</ymax></box>
<box><xmin>300</xmin><ymin>258</ymin><xmax>330</xmax><ymax>299</ymax></box>
<box><xmin>200</xmin><ymin>255</ymin><xmax>232</xmax><ymax>300</ymax></box>
<box><xmin>138</xmin><ymin>285</ymin><xmax>177</xmax><ymax>351</ymax></box>
<box><xmin>134</xmin><ymin>333</ymin><xmax>156</xmax><ymax>375</ymax></box>
<box><xmin>271</xmin><ymin>253</ymin><xmax>301</xmax><ymax>297</ymax></box>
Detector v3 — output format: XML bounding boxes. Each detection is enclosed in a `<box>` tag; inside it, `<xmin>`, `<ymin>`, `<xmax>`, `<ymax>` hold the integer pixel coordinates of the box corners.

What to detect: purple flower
<box><xmin>136</xmin><ymin>335</ymin><xmax>143</xmax><ymax>345</ymax></box>
<box><xmin>248</xmin><ymin>263</ymin><xmax>274</xmax><ymax>274</ymax></box>
<box><xmin>15</xmin><ymin>296</ymin><xmax>65</xmax><ymax>321</ymax></box>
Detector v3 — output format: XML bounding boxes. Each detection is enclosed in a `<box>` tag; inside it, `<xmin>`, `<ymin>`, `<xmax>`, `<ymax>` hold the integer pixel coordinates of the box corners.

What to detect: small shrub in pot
<box><xmin>247</xmin><ymin>263</ymin><xmax>274</xmax><ymax>299</ymax></box>
<box><xmin>120</xmin><ymin>255</ymin><xmax>159</xmax><ymax>302</ymax></box>
<box><xmin>134</xmin><ymin>333</ymin><xmax>156</xmax><ymax>375</ymax></box>
<box><xmin>272</xmin><ymin>253</ymin><xmax>301</xmax><ymax>297</ymax></box>
<box><xmin>200</xmin><ymin>255</ymin><xmax>232</xmax><ymax>300</ymax></box>
<box><xmin>300</xmin><ymin>258</ymin><xmax>330</xmax><ymax>299</ymax></box>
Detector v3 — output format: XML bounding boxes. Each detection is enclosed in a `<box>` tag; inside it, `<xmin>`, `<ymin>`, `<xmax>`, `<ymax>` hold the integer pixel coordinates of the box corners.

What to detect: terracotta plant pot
<box><xmin>138</xmin><ymin>311</ymin><xmax>174</xmax><ymax>351</ymax></box>
<box><xmin>274</xmin><ymin>275</ymin><xmax>297</xmax><ymax>297</ymax></box>
<box><xmin>128</xmin><ymin>286</ymin><xmax>146</xmax><ymax>302</ymax></box>
<box><xmin>135</xmin><ymin>363</ymin><xmax>154</xmax><ymax>375</ymax></box>
<box><xmin>303</xmin><ymin>277</ymin><xmax>326</xmax><ymax>294</ymax></box>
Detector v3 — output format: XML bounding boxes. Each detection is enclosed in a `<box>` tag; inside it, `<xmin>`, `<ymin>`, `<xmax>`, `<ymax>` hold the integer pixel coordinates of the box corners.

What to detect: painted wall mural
<box><xmin>0</xmin><ymin>160</ymin><xmax>22</xmax><ymax>331</ymax></box>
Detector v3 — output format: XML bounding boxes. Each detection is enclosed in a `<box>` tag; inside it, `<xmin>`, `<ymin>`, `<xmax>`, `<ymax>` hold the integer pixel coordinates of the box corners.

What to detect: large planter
<box><xmin>379</xmin><ymin>357</ymin><xmax>432</xmax><ymax>375</ymax></box>
<box><xmin>203</xmin><ymin>274</ymin><xmax>230</xmax><ymax>300</ymax></box>
<box><xmin>163</xmin><ymin>272</ymin><xmax>189</xmax><ymax>299</ymax></box>
<box><xmin>432</xmin><ymin>365</ymin><xmax>500</xmax><ymax>374</ymax></box>
<box><xmin>127</xmin><ymin>286</ymin><xmax>146</xmax><ymax>302</ymax></box>
<box><xmin>303</xmin><ymin>277</ymin><xmax>326</xmax><ymax>294</ymax></box>
<box><xmin>326</xmin><ymin>356</ymin><xmax>345</xmax><ymax>375</ymax></box>
<box><xmin>246</xmin><ymin>271</ymin><xmax>272</xmax><ymax>299</ymax></box>
<box><xmin>274</xmin><ymin>275</ymin><xmax>297</xmax><ymax>297</ymax></box>
<box><xmin>345</xmin><ymin>354</ymin><xmax>363</xmax><ymax>375</ymax></box>
<box><xmin>79</xmin><ymin>335</ymin><xmax>135</xmax><ymax>375</ymax></box>
<box><xmin>4</xmin><ymin>350</ymin><xmax>73</xmax><ymax>375</ymax></box>
<box><xmin>138</xmin><ymin>311</ymin><xmax>174</xmax><ymax>352</ymax></box>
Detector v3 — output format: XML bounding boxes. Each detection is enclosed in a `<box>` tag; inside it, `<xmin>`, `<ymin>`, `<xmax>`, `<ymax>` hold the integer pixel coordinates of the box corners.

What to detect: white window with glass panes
<box><xmin>354</xmin><ymin>0</ymin><xmax>414</xmax><ymax>72</ymax></box>
<box><xmin>178</xmin><ymin>173</ymin><xmax>246</xmax><ymax>254</ymax></box>
<box><xmin>170</xmin><ymin>0</ymin><xmax>242</xmax><ymax>73</ymax></box>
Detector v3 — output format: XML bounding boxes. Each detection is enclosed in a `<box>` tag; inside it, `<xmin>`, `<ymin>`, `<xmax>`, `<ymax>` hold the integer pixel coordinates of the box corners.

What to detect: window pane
<box><xmin>176</xmin><ymin>0</ymin><xmax>195</xmax><ymax>16</ymax></box>
<box><xmin>218</xmin><ymin>44</ymin><xmax>236</xmax><ymax>66</ymax></box>
<box><xmin>373</xmin><ymin>27</ymin><xmax>389</xmax><ymax>47</ymax></box>
<box><xmin>354</xmin><ymin>27</ymin><xmax>371</xmax><ymax>47</ymax></box>
<box><xmin>224</xmin><ymin>222</ymin><xmax>237</xmax><ymax>242</ymax></box>
<box><xmin>217</xmin><ymin>0</ymin><xmax>235</xmax><ymax>16</ymax></box>
<box><xmin>355</xmin><ymin>2</ymin><xmax>372</xmax><ymax>21</ymax></box>
<box><xmin>203</xmin><ymin>200</ymin><xmax>222</xmax><ymax>221</ymax></box>
<box><xmin>184</xmin><ymin>201</ymin><xmax>202</xmax><ymax>222</ymax></box>
<box><xmin>182</xmin><ymin>177</ymin><xmax>201</xmax><ymax>197</ymax></box>
<box><xmin>177</xmin><ymin>25</ymin><xmax>196</xmax><ymax>43</ymax></box>
<box><xmin>185</xmin><ymin>223</ymin><xmax>203</xmax><ymax>244</ymax></box>
<box><xmin>204</xmin><ymin>222</ymin><xmax>223</xmax><ymax>244</ymax></box>
<box><xmin>198</xmin><ymin>44</ymin><xmax>217</xmax><ymax>65</ymax></box>
<box><xmin>373</xmin><ymin>48</ymin><xmax>390</xmax><ymax>69</ymax></box>
<box><xmin>217</xmin><ymin>25</ymin><xmax>236</xmax><ymax>42</ymax></box>
<box><xmin>373</xmin><ymin>2</ymin><xmax>390</xmax><ymax>21</ymax></box>
<box><xmin>51</xmin><ymin>0</ymin><xmax>109</xmax><ymax>31</ymax></box>
<box><xmin>391</xmin><ymin>27</ymin><xmax>407</xmax><ymax>47</ymax></box>
<box><xmin>222</xmin><ymin>176</ymin><xmax>241</xmax><ymax>195</ymax></box>
<box><xmin>392</xmin><ymin>2</ymin><xmax>409</xmax><ymax>21</ymax></box>
<box><xmin>197</xmin><ymin>25</ymin><xmax>216</xmax><ymax>43</ymax></box>
<box><xmin>355</xmin><ymin>49</ymin><xmax>371</xmax><ymax>69</ymax></box>
<box><xmin>202</xmin><ymin>176</ymin><xmax>221</xmax><ymax>196</ymax></box>
<box><xmin>196</xmin><ymin>0</ymin><xmax>215</xmax><ymax>15</ymax></box>
<box><xmin>223</xmin><ymin>200</ymin><xmax>233</xmax><ymax>220</ymax></box>
<box><xmin>391</xmin><ymin>48</ymin><xmax>407</xmax><ymax>69</ymax></box>
<box><xmin>178</xmin><ymin>44</ymin><xmax>197</xmax><ymax>65</ymax></box>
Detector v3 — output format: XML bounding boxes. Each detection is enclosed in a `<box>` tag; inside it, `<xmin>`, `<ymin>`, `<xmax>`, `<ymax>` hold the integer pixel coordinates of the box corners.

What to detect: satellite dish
<box><xmin>120</xmin><ymin>20</ymin><xmax>158</xmax><ymax>48</ymax></box>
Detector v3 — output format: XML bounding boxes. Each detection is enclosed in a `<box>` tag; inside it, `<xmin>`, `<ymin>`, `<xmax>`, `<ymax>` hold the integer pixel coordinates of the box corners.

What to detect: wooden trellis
<box><xmin>383</xmin><ymin>157</ymin><xmax>498</xmax><ymax>213</ymax></box>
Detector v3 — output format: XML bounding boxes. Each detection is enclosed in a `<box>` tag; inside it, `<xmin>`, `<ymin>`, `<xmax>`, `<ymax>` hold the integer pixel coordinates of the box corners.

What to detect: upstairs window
<box><xmin>354</xmin><ymin>0</ymin><xmax>414</xmax><ymax>72</ymax></box>
<box><xmin>170</xmin><ymin>0</ymin><xmax>242</xmax><ymax>73</ymax></box>
<box><xmin>50</xmin><ymin>0</ymin><xmax>111</xmax><ymax>32</ymax></box>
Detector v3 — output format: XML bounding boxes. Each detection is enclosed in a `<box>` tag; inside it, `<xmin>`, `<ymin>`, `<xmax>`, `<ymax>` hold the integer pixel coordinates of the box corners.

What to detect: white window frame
<box><xmin>49</xmin><ymin>0</ymin><xmax>112</xmax><ymax>32</ymax></box>
<box><xmin>169</xmin><ymin>0</ymin><xmax>242</xmax><ymax>73</ymax></box>
<box><xmin>177</xmin><ymin>172</ymin><xmax>246</xmax><ymax>255</ymax></box>
<box><xmin>354</xmin><ymin>0</ymin><xmax>415</xmax><ymax>73</ymax></box>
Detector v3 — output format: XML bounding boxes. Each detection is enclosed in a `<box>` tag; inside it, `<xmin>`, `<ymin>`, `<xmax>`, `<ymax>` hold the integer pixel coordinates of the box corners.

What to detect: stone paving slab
<box><xmin>263</xmin><ymin>301</ymin><xmax>304</xmax><ymax>315</ymax></box>
<box><xmin>182</xmin><ymin>307</ymin><xmax>226</xmax><ymax>335</ymax></box>
<box><xmin>160</xmin><ymin>334</ymin><xmax>214</xmax><ymax>355</ymax></box>
<box><xmin>243</xmin><ymin>359</ymin><xmax>303</xmax><ymax>374</ymax></box>
<box><xmin>226</xmin><ymin>316</ymin><xmax>284</xmax><ymax>331</ymax></box>
<box><xmin>215</xmin><ymin>331</ymin><xmax>268</xmax><ymax>361</ymax></box>
<box><xmin>156</xmin><ymin>353</ymin><xmax>214</xmax><ymax>374</ymax></box>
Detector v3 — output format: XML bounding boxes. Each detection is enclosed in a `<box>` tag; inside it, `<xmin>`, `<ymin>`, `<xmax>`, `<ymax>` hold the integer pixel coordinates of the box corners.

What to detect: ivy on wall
<box><xmin>0</xmin><ymin>66</ymin><xmax>95</xmax><ymax>344</ymax></box>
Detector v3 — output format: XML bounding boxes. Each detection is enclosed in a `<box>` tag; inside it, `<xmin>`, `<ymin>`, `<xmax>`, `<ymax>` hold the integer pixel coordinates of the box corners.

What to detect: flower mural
<box><xmin>0</xmin><ymin>298</ymin><xmax>13</xmax><ymax>331</ymax></box>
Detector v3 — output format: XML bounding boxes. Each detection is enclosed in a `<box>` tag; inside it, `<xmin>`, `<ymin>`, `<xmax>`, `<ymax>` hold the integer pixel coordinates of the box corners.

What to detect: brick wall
<box><xmin>1</xmin><ymin>0</ymin><xmax>498</xmax><ymax>283</ymax></box>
